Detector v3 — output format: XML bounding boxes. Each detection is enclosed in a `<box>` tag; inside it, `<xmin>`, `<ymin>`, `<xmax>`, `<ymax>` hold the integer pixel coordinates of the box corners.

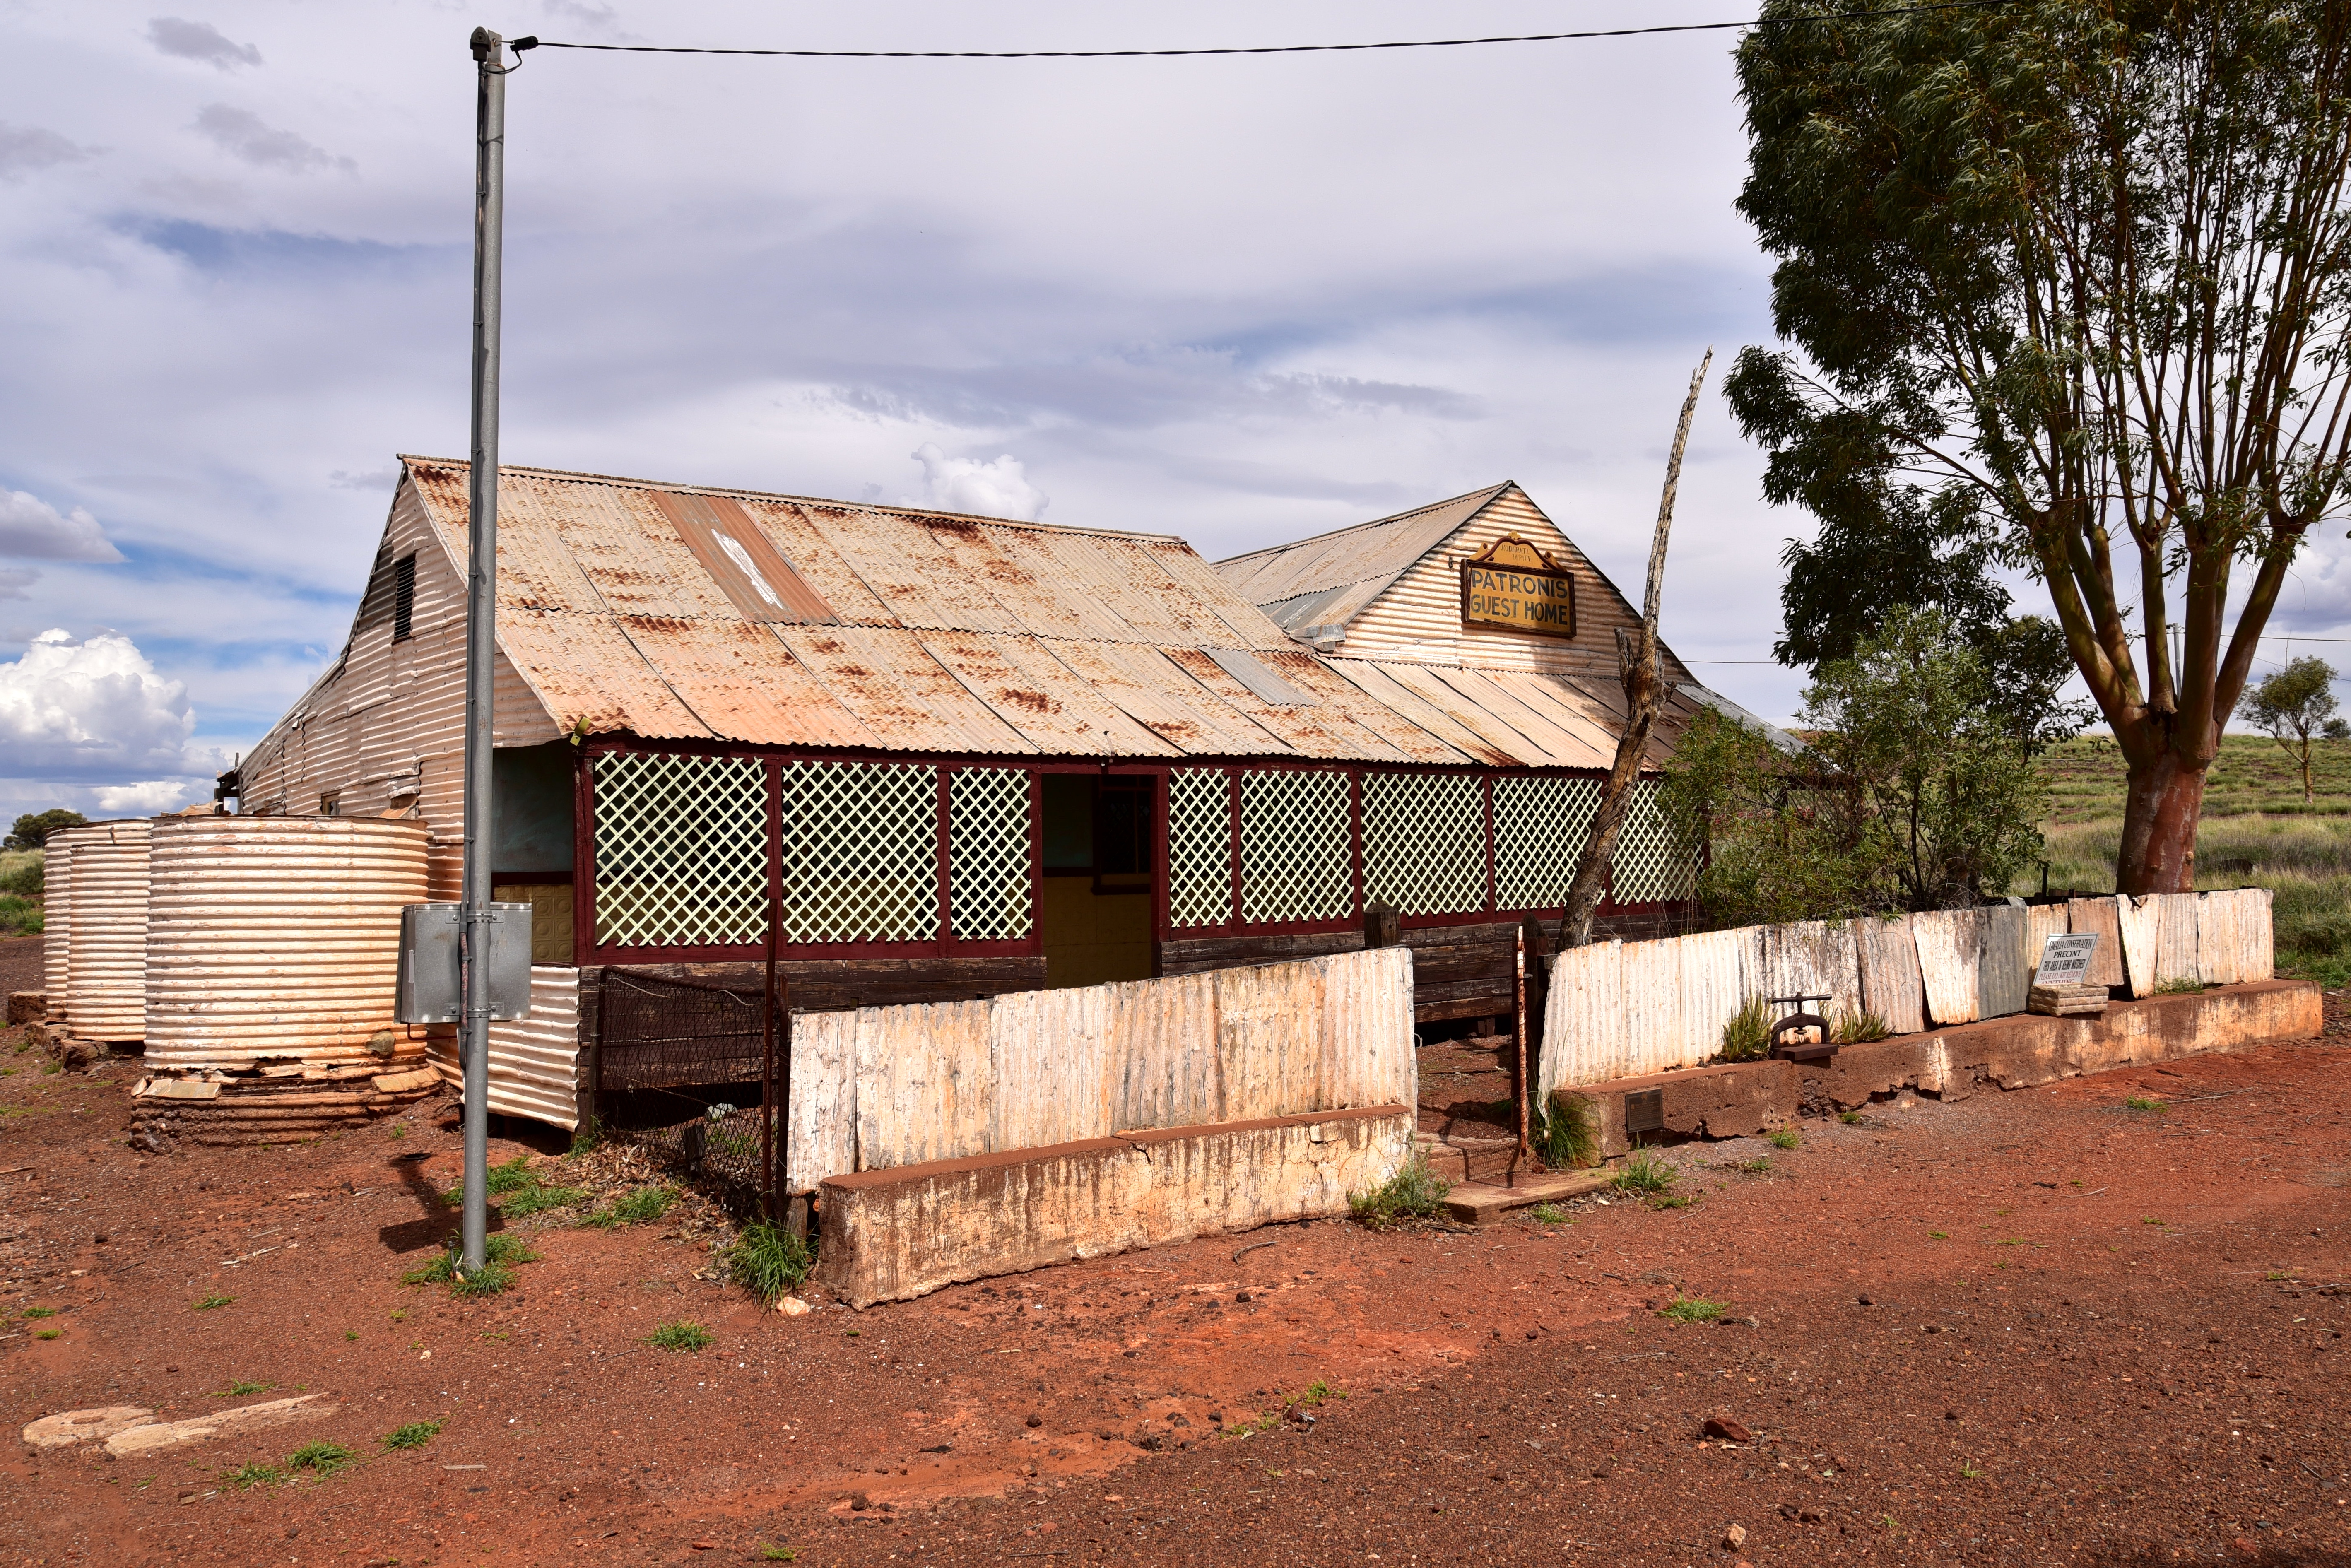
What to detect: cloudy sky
<box><xmin>2</xmin><ymin>1</ymin><xmax>2345</xmax><ymax>826</ymax></box>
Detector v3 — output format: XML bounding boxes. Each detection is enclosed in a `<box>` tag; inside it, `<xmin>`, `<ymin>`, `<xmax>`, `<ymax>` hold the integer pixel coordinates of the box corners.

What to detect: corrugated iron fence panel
<box><xmin>1538</xmin><ymin>939</ymin><xmax>1625</xmax><ymax>1095</ymax></box>
<box><xmin>2068</xmin><ymin>897</ymin><xmax>2127</xmax><ymax>988</ymax></box>
<box><xmin>2155</xmin><ymin>892</ymin><xmax>2201</xmax><ymax>986</ymax></box>
<box><xmin>487</xmin><ymin>967</ymin><xmax>581</xmax><ymax>1130</ymax></box>
<box><xmin>782</xmin><ymin>946</ymin><xmax>1411</xmax><ymax>1193</ymax></box>
<box><xmin>1855</xmin><ymin>915</ymin><xmax>1927</xmax><ymax>1034</ymax></box>
<box><xmin>1762</xmin><ymin>920</ymin><xmax>1862</xmax><ymax>1020</ymax></box>
<box><xmin>1676</xmin><ymin>926</ymin><xmax>1751</xmax><ymax>1070</ymax></box>
<box><xmin>1908</xmin><ymin>908</ymin><xmax>1983</xmax><ymax>1026</ymax></box>
<box><xmin>1977</xmin><ymin>904</ymin><xmax>2031</xmax><ymax>1020</ymax></box>
<box><xmin>1618</xmin><ymin>937</ymin><xmax>1684</xmax><ymax>1079</ymax></box>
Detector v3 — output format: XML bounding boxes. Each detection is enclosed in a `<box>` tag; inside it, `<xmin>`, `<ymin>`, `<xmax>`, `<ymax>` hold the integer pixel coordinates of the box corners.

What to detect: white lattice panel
<box><xmin>1611</xmin><ymin>778</ymin><xmax>1697</xmax><ymax>904</ymax></box>
<box><xmin>1362</xmin><ymin>771</ymin><xmax>1484</xmax><ymax>916</ymax></box>
<box><xmin>949</xmin><ymin>767</ymin><xmax>1032</xmax><ymax>942</ymax></box>
<box><xmin>783</xmin><ymin>761</ymin><xmax>938</xmax><ymax>943</ymax></box>
<box><xmin>1238</xmin><ymin>769</ymin><xmax>1352</xmax><ymax>925</ymax></box>
<box><xmin>593</xmin><ymin>751</ymin><xmax>768</xmax><ymax>947</ymax></box>
<box><xmin>1168</xmin><ymin>768</ymin><xmax>1231</xmax><ymax>929</ymax></box>
<box><xmin>1492</xmin><ymin>774</ymin><xmax>1600</xmax><ymax>911</ymax></box>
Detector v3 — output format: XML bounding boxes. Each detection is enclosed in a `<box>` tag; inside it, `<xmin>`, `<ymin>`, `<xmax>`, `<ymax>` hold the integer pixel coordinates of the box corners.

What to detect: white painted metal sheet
<box><xmin>1910</xmin><ymin>908</ymin><xmax>1983</xmax><ymax>1026</ymax></box>
<box><xmin>2115</xmin><ymin>895</ymin><xmax>2163</xmax><ymax>998</ymax></box>
<box><xmin>2154</xmin><ymin>892</ymin><xmax>2200</xmax><ymax>986</ymax></box>
<box><xmin>1761</xmin><ymin>920</ymin><xmax>1863</xmax><ymax>1022</ymax></box>
<box><xmin>1617</xmin><ymin>937</ymin><xmax>1684</xmax><ymax>1080</ymax></box>
<box><xmin>1977</xmin><ymin>904</ymin><xmax>2031</xmax><ymax>1019</ymax></box>
<box><xmin>1313</xmin><ymin>944</ymin><xmax>1416</xmax><ymax>1115</ymax></box>
<box><xmin>786</xmin><ymin>1009</ymin><xmax>858</xmax><ymax>1193</ymax></box>
<box><xmin>1853</xmin><ymin>915</ymin><xmax>1927</xmax><ymax>1035</ymax></box>
<box><xmin>2026</xmin><ymin>904</ymin><xmax>2069</xmax><ymax>980</ymax></box>
<box><xmin>1106</xmin><ymin>971</ymin><xmax>1223</xmax><ymax>1131</ymax></box>
<box><xmin>145</xmin><ymin>816</ymin><xmax>430</xmax><ymax>1069</ymax></box>
<box><xmin>1674</xmin><ymin>926</ymin><xmax>1749</xmax><ymax>1069</ymax></box>
<box><xmin>65</xmin><ymin>820</ymin><xmax>151</xmax><ymax>1042</ymax></box>
<box><xmin>2067</xmin><ymin>897</ymin><xmax>2127</xmax><ymax>988</ymax></box>
<box><xmin>485</xmin><ymin>966</ymin><xmax>580</xmax><ymax>1129</ymax></box>
<box><xmin>1539</xmin><ymin>940</ymin><xmax>1625</xmax><ymax>1093</ymax></box>
<box><xmin>2196</xmin><ymin>888</ymin><xmax>2274</xmax><ymax>985</ymax></box>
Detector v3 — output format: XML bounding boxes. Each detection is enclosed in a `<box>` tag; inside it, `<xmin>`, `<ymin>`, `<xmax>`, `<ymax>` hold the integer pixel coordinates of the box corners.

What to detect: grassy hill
<box><xmin>2030</xmin><ymin>734</ymin><xmax>2351</xmax><ymax>984</ymax></box>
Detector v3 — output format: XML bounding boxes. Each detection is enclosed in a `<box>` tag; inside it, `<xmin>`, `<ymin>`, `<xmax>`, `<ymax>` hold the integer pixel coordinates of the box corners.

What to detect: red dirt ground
<box><xmin>7</xmin><ymin>997</ymin><xmax>2351</xmax><ymax>1568</ymax></box>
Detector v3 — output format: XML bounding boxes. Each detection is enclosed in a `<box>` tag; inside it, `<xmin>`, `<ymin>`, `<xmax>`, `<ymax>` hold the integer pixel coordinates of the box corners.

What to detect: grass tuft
<box><xmin>1612</xmin><ymin>1148</ymin><xmax>1677</xmax><ymax>1195</ymax></box>
<box><xmin>649</xmin><ymin>1320</ymin><xmax>714</xmax><ymax>1352</ymax></box>
<box><xmin>1839</xmin><ymin>1109</ymin><xmax>1864</xmax><ymax>1125</ymax></box>
<box><xmin>1833</xmin><ymin>1007</ymin><xmax>1891</xmax><ymax>1045</ymax></box>
<box><xmin>1767</xmin><ymin>1127</ymin><xmax>1802</xmax><ymax>1150</ymax></box>
<box><xmin>1347</xmin><ymin>1154</ymin><xmax>1452</xmax><ymax>1229</ymax></box>
<box><xmin>1527</xmin><ymin>1202</ymin><xmax>1571</xmax><ymax>1225</ymax></box>
<box><xmin>581</xmin><ymin>1185</ymin><xmax>675</xmax><ymax>1229</ymax></box>
<box><xmin>223</xmin><ymin>1463</ymin><xmax>284</xmax><ymax>1490</ymax></box>
<box><xmin>1658</xmin><ymin>1295</ymin><xmax>1727</xmax><ymax>1324</ymax></box>
<box><xmin>400</xmin><ymin>1233</ymin><xmax>538</xmax><ymax>1296</ymax></box>
<box><xmin>381</xmin><ymin>1419</ymin><xmax>444</xmax><ymax>1451</ymax></box>
<box><xmin>1719</xmin><ymin>995</ymin><xmax>1773</xmax><ymax>1062</ymax></box>
<box><xmin>2125</xmin><ymin>1096</ymin><xmax>2168</xmax><ymax>1113</ymax></box>
<box><xmin>20</xmin><ymin>1306</ymin><xmax>57</xmax><ymax>1319</ymax></box>
<box><xmin>285</xmin><ymin>1440</ymin><xmax>355</xmax><ymax>1478</ymax></box>
<box><xmin>1536</xmin><ymin>1095</ymin><xmax>1598</xmax><ymax>1169</ymax></box>
<box><xmin>726</xmin><ymin>1221</ymin><xmax>815</xmax><ymax>1306</ymax></box>
<box><xmin>193</xmin><ymin>1294</ymin><xmax>234</xmax><ymax>1311</ymax></box>
<box><xmin>761</xmin><ymin>1549</ymin><xmax>798</xmax><ymax>1563</ymax></box>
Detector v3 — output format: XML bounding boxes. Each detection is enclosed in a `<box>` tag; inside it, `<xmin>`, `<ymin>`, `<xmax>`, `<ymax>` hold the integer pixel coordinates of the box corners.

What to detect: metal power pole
<box><xmin>459</xmin><ymin>24</ymin><xmax>508</xmax><ymax>1273</ymax></box>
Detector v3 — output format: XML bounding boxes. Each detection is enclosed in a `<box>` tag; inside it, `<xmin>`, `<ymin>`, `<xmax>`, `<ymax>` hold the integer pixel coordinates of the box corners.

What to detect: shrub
<box><xmin>1833</xmin><ymin>1008</ymin><xmax>1891</xmax><ymax>1044</ymax></box>
<box><xmin>1720</xmin><ymin>995</ymin><xmax>1774</xmax><ymax>1061</ymax></box>
<box><xmin>727</xmin><ymin>1220</ymin><xmax>814</xmax><ymax>1306</ymax></box>
<box><xmin>1658</xmin><ymin>1295</ymin><xmax>1726</xmax><ymax>1324</ymax></box>
<box><xmin>1767</xmin><ymin>1127</ymin><xmax>1801</xmax><ymax>1150</ymax></box>
<box><xmin>1347</xmin><ymin>1155</ymin><xmax>1452</xmax><ymax>1228</ymax></box>
<box><xmin>649</xmin><ymin>1320</ymin><xmax>714</xmax><ymax>1352</ymax></box>
<box><xmin>1536</xmin><ymin>1096</ymin><xmax>1597</xmax><ymax>1169</ymax></box>
<box><xmin>1612</xmin><ymin>1149</ymin><xmax>1677</xmax><ymax>1195</ymax></box>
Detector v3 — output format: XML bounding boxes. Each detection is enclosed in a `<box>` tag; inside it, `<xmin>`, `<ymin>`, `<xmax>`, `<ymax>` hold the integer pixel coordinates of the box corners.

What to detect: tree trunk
<box><xmin>1562</xmin><ymin>349</ymin><xmax>1710</xmax><ymax>947</ymax></box>
<box><xmin>2116</xmin><ymin>751</ymin><xmax>2206</xmax><ymax>895</ymax></box>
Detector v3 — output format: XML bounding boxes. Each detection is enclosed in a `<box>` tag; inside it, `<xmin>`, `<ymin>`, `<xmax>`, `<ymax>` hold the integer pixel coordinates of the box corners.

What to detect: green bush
<box><xmin>1347</xmin><ymin>1155</ymin><xmax>1452</xmax><ymax>1228</ymax></box>
<box><xmin>1720</xmin><ymin>995</ymin><xmax>1773</xmax><ymax>1062</ymax></box>
<box><xmin>726</xmin><ymin>1220</ymin><xmax>814</xmax><ymax>1306</ymax></box>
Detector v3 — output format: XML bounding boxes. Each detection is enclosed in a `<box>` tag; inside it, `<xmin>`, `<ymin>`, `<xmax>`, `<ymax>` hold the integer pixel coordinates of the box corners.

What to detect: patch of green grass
<box><xmin>0</xmin><ymin>892</ymin><xmax>43</xmax><ymax>938</ymax></box>
<box><xmin>2125</xmin><ymin>1096</ymin><xmax>2168</xmax><ymax>1113</ymax></box>
<box><xmin>223</xmin><ymin>1462</ymin><xmax>284</xmax><ymax>1490</ymax></box>
<box><xmin>1658</xmin><ymin>1295</ymin><xmax>1726</xmax><ymax>1325</ymax></box>
<box><xmin>581</xmin><ymin>1185</ymin><xmax>675</xmax><ymax>1229</ymax></box>
<box><xmin>1719</xmin><ymin>995</ymin><xmax>1773</xmax><ymax>1062</ymax></box>
<box><xmin>1929</xmin><ymin>1230</ymin><xmax>1948</xmax><ymax>1239</ymax></box>
<box><xmin>648</xmin><ymin>1320</ymin><xmax>714</xmax><ymax>1352</ymax></box>
<box><xmin>285</xmin><ymin>1440</ymin><xmax>355</xmax><ymax>1478</ymax></box>
<box><xmin>1536</xmin><ymin>1095</ymin><xmax>1597</xmax><ymax>1169</ymax></box>
<box><xmin>1736</xmin><ymin>1156</ymin><xmax>1772</xmax><ymax>1175</ymax></box>
<box><xmin>1833</xmin><ymin>1007</ymin><xmax>1891</xmax><ymax>1045</ymax></box>
<box><xmin>1347</xmin><ymin>1155</ymin><xmax>1452</xmax><ymax>1229</ymax></box>
<box><xmin>1766</xmin><ymin>1127</ymin><xmax>1802</xmax><ymax>1150</ymax></box>
<box><xmin>214</xmin><ymin>1381</ymin><xmax>269</xmax><ymax>1397</ymax></box>
<box><xmin>193</xmin><ymin>1294</ymin><xmax>234</xmax><ymax>1311</ymax></box>
<box><xmin>1612</xmin><ymin>1149</ymin><xmax>1677</xmax><ymax>1195</ymax></box>
<box><xmin>34</xmin><ymin>1328</ymin><xmax>60</xmax><ymax>1340</ymax></box>
<box><xmin>345</xmin><ymin>1330</ymin><xmax>358</xmax><ymax>1341</ymax></box>
<box><xmin>441</xmin><ymin>1154</ymin><xmax>542</xmax><ymax>1207</ymax></box>
<box><xmin>400</xmin><ymin>1234</ymin><xmax>538</xmax><ymax>1296</ymax></box>
<box><xmin>2142</xmin><ymin>1216</ymin><xmax>2166</xmax><ymax>1226</ymax></box>
<box><xmin>499</xmin><ymin>1184</ymin><xmax>590</xmax><ymax>1219</ymax></box>
<box><xmin>1526</xmin><ymin>1202</ymin><xmax>1571</xmax><ymax>1225</ymax></box>
<box><xmin>19</xmin><ymin>1306</ymin><xmax>58</xmax><ymax>1319</ymax></box>
<box><xmin>381</xmin><ymin>1419</ymin><xmax>444</xmax><ymax>1451</ymax></box>
<box><xmin>1839</xmin><ymin>1109</ymin><xmax>1864</xmax><ymax>1125</ymax></box>
<box><xmin>761</xmin><ymin>1549</ymin><xmax>798</xmax><ymax>1563</ymax></box>
<box><xmin>1961</xmin><ymin>1460</ymin><xmax>1984</xmax><ymax>1479</ymax></box>
<box><xmin>726</xmin><ymin>1220</ymin><xmax>815</xmax><ymax>1305</ymax></box>
<box><xmin>1651</xmin><ymin>1192</ymin><xmax>1698</xmax><ymax>1209</ymax></box>
<box><xmin>568</xmin><ymin>1115</ymin><xmax>603</xmax><ymax>1157</ymax></box>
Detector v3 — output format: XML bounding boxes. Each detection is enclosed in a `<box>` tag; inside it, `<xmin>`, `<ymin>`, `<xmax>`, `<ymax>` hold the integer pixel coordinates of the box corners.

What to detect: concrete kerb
<box><xmin>817</xmin><ymin>1105</ymin><xmax>1415</xmax><ymax>1309</ymax></box>
<box><xmin>1549</xmin><ymin>980</ymin><xmax>2321</xmax><ymax>1156</ymax></box>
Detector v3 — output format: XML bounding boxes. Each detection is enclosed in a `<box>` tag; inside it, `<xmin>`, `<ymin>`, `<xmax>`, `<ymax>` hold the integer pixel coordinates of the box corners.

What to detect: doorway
<box><xmin>1038</xmin><ymin>773</ymin><xmax>1156</xmax><ymax>988</ymax></box>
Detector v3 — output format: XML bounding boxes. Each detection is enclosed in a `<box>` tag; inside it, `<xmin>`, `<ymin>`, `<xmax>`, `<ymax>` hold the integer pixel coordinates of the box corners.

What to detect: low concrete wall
<box><xmin>817</xmin><ymin>1105</ymin><xmax>1413</xmax><ymax>1308</ymax></box>
<box><xmin>1551</xmin><ymin>980</ymin><xmax>2321</xmax><ymax>1151</ymax></box>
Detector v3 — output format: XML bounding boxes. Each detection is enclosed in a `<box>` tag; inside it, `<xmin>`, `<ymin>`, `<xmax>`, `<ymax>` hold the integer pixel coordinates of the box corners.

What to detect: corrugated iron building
<box><xmin>229</xmin><ymin>459</ymin><xmax>1716</xmax><ymax>1086</ymax></box>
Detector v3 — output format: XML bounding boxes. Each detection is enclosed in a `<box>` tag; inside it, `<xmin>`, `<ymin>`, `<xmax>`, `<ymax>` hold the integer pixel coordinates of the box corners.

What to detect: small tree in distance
<box><xmin>2238</xmin><ymin>658</ymin><xmax>2340</xmax><ymax>805</ymax></box>
<box><xmin>4</xmin><ymin>809</ymin><xmax>86</xmax><ymax>851</ymax></box>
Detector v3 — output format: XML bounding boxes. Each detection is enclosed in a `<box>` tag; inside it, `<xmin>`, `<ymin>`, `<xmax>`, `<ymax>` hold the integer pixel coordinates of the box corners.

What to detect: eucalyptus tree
<box><xmin>1728</xmin><ymin>0</ymin><xmax>2351</xmax><ymax>892</ymax></box>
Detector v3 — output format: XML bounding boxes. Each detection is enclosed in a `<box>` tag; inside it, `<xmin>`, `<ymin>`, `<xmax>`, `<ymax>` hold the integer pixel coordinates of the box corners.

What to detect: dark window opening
<box><xmin>391</xmin><ymin>553</ymin><xmax>417</xmax><ymax>641</ymax></box>
<box><xmin>1041</xmin><ymin>773</ymin><xmax>1152</xmax><ymax>895</ymax></box>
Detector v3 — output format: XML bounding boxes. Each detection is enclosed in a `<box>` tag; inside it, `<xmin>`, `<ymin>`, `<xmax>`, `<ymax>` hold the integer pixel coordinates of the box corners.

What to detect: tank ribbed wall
<box><xmin>65</xmin><ymin>821</ymin><xmax>151</xmax><ymax>1041</ymax></box>
<box><xmin>144</xmin><ymin>815</ymin><xmax>430</xmax><ymax>1069</ymax></box>
<box><xmin>41</xmin><ymin>830</ymin><xmax>75</xmax><ymax>1009</ymax></box>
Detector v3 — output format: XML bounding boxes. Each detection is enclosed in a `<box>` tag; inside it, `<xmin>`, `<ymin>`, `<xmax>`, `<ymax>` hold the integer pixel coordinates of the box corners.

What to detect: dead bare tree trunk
<box><xmin>1560</xmin><ymin>348</ymin><xmax>1711</xmax><ymax>949</ymax></box>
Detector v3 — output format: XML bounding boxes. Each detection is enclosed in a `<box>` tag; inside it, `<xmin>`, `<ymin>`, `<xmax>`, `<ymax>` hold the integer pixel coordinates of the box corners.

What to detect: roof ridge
<box><xmin>395</xmin><ymin>454</ymin><xmax>1191</xmax><ymax>546</ymax></box>
<box><xmin>1211</xmin><ymin>481</ymin><xmax>1513</xmax><ymax>568</ymax></box>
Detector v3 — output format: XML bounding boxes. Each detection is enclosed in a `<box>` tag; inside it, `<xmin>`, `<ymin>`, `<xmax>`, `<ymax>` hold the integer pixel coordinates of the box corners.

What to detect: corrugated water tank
<box><xmin>40</xmin><ymin>828</ymin><xmax>74</xmax><ymax>1015</ymax></box>
<box><xmin>64</xmin><ymin>821</ymin><xmax>151</xmax><ymax>1042</ymax></box>
<box><xmin>144</xmin><ymin>815</ymin><xmax>430</xmax><ymax>1069</ymax></box>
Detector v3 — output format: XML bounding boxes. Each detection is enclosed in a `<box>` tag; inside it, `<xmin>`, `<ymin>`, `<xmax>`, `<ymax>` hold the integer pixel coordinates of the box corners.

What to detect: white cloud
<box><xmin>0</xmin><ymin>629</ymin><xmax>197</xmax><ymax>780</ymax></box>
<box><xmin>192</xmin><ymin>105</ymin><xmax>352</xmax><ymax>175</ymax></box>
<box><xmin>905</xmin><ymin>443</ymin><xmax>1050</xmax><ymax>523</ymax></box>
<box><xmin>146</xmin><ymin>18</ymin><xmax>263</xmax><ymax>71</ymax></box>
<box><xmin>94</xmin><ymin>778</ymin><xmax>201</xmax><ymax>814</ymax></box>
<box><xmin>0</xmin><ymin>490</ymin><xmax>125</xmax><ymax>563</ymax></box>
<box><xmin>0</xmin><ymin>122</ymin><xmax>94</xmax><ymax>182</ymax></box>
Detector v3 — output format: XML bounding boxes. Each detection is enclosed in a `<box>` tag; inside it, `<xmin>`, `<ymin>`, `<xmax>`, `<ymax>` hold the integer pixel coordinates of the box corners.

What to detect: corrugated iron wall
<box><xmin>784</xmin><ymin>945</ymin><xmax>1413</xmax><ymax>1194</ymax></box>
<box><xmin>1537</xmin><ymin>892</ymin><xmax>2278</xmax><ymax>1093</ymax></box>
<box><xmin>484</xmin><ymin>967</ymin><xmax>583</xmax><ymax>1130</ymax></box>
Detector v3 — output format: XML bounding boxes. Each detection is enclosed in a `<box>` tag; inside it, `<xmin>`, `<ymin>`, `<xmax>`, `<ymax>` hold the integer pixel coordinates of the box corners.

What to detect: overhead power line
<box><xmin>520</xmin><ymin>0</ymin><xmax>2020</xmax><ymax>61</ymax></box>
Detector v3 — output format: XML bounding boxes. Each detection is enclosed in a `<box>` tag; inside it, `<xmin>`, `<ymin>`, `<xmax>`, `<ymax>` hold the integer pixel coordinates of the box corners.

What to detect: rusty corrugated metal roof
<box><xmin>395</xmin><ymin>455</ymin><xmax>1704</xmax><ymax>769</ymax></box>
<box><xmin>1212</xmin><ymin>484</ymin><xmax>1509</xmax><ymax>637</ymax></box>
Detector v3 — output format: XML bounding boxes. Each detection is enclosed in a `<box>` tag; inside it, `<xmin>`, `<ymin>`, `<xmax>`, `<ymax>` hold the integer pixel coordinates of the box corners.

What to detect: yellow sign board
<box><xmin>1459</xmin><ymin>535</ymin><xmax>1575</xmax><ymax>640</ymax></box>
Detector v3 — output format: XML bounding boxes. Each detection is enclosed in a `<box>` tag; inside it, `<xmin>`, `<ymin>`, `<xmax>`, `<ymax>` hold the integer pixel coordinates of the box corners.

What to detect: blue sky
<box><xmin>1</xmin><ymin>1</ymin><xmax>2345</xmax><ymax>826</ymax></box>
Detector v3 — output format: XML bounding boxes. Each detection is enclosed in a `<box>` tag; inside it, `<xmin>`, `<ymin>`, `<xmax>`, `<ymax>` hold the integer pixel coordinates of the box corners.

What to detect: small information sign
<box><xmin>2034</xmin><ymin>932</ymin><xmax>2099</xmax><ymax>986</ymax></box>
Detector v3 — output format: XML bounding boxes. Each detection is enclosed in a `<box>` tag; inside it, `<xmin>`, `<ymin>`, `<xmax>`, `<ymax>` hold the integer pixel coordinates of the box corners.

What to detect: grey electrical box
<box><xmin>396</xmin><ymin>902</ymin><xmax>534</xmax><ymax>1024</ymax></box>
